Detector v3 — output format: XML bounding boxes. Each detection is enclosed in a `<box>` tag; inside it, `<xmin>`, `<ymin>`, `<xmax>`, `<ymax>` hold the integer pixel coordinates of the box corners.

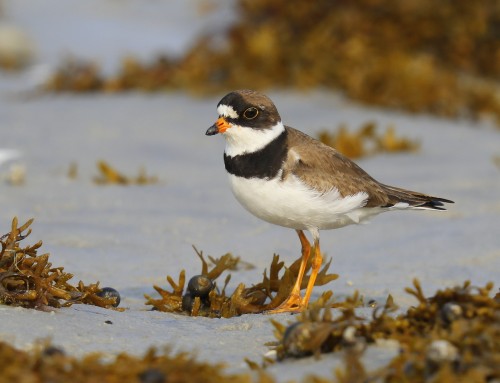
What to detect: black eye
<box><xmin>243</xmin><ymin>107</ymin><xmax>259</xmax><ymax>120</ymax></box>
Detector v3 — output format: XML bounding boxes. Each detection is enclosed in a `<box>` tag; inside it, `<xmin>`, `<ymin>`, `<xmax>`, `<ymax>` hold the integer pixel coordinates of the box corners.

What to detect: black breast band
<box><xmin>224</xmin><ymin>129</ymin><xmax>288</xmax><ymax>179</ymax></box>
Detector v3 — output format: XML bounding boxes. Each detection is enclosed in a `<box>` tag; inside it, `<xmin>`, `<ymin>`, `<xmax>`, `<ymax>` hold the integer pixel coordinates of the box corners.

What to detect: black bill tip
<box><xmin>205</xmin><ymin>124</ymin><xmax>219</xmax><ymax>136</ymax></box>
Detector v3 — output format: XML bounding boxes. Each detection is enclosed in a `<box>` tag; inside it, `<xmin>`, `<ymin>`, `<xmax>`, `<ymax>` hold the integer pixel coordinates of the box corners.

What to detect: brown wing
<box><xmin>282</xmin><ymin>127</ymin><xmax>390</xmax><ymax>207</ymax></box>
<box><xmin>282</xmin><ymin>127</ymin><xmax>454</xmax><ymax>209</ymax></box>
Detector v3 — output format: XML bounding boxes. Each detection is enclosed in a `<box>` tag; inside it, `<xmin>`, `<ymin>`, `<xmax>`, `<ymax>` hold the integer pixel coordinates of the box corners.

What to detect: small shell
<box><xmin>427</xmin><ymin>340</ymin><xmax>459</xmax><ymax>364</ymax></box>
<box><xmin>440</xmin><ymin>302</ymin><xmax>463</xmax><ymax>323</ymax></box>
<box><xmin>341</xmin><ymin>325</ymin><xmax>366</xmax><ymax>352</ymax></box>
<box><xmin>282</xmin><ymin>321</ymin><xmax>334</xmax><ymax>358</ymax></box>
<box><xmin>342</xmin><ymin>326</ymin><xmax>357</xmax><ymax>344</ymax></box>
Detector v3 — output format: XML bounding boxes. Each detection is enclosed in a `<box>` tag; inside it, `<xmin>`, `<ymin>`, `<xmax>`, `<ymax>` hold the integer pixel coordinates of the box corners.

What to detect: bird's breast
<box><xmin>227</xmin><ymin>174</ymin><xmax>374</xmax><ymax>230</ymax></box>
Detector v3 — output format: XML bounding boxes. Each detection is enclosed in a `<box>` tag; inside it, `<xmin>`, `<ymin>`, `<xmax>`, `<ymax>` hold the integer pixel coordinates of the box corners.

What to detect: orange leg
<box><xmin>266</xmin><ymin>230</ymin><xmax>311</xmax><ymax>313</ymax></box>
<box><xmin>292</xmin><ymin>230</ymin><xmax>311</xmax><ymax>299</ymax></box>
<box><xmin>301</xmin><ymin>237</ymin><xmax>322</xmax><ymax>308</ymax></box>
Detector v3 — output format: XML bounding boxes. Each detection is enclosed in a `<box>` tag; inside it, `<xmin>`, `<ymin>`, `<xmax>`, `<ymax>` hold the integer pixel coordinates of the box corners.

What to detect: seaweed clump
<box><xmin>318</xmin><ymin>122</ymin><xmax>420</xmax><ymax>159</ymax></box>
<box><xmin>271</xmin><ymin>279</ymin><xmax>500</xmax><ymax>382</ymax></box>
<box><xmin>0</xmin><ymin>217</ymin><xmax>119</xmax><ymax>310</ymax></box>
<box><xmin>145</xmin><ymin>246</ymin><xmax>338</xmax><ymax>318</ymax></box>
<box><xmin>44</xmin><ymin>57</ymin><xmax>103</xmax><ymax>92</ymax></box>
<box><xmin>0</xmin><ymin>341</ymin><xmax>262</xmax><ymax>383</ymax></box>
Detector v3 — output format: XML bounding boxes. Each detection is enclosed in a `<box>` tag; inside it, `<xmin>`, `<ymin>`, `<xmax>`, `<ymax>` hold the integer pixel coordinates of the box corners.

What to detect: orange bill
<box><xmin>206</xmin><ymin>117</ymin><xmax>231</xmax><ymax>136</ymax></box>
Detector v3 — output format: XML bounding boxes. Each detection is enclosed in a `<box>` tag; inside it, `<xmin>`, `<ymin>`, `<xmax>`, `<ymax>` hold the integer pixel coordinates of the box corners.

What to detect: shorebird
<box><xmin>206</xmin><ymin>90</ymin><xmax>453</xmax><ymax>313</ymax></box>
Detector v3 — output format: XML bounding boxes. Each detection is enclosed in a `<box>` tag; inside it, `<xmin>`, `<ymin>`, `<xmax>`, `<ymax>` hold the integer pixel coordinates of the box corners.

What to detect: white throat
<box><xmin>224</xmin><ymin>121</ymin><xmax>285</xmax><ymax>157</ymax></box>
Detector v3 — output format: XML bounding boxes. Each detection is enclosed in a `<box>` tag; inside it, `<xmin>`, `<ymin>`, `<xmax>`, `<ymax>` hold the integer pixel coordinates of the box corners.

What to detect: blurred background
<box><xmin>0</xmin><ymin>1</ymin><xmax>499</xmax><ymax>370</ymax></box>
<box><xmin>1</xmin><ymin>0</ymin><xmax>499</xmax><ymax>124</ymax></box>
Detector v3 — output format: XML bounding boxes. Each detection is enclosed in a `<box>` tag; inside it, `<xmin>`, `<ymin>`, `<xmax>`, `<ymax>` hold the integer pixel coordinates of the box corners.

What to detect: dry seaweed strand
<box><xmin>207</xmin><ymin>251</ymin><xmax>255</xmax><ymax>271</ymax></box>
<box><xmin>93</xmin><ymin>160</ymin><xmax>158</xmax><ymax>185</ymax></box>
<box><xmin>44</xmin><ymin>1</ymin><xmax>500</xmax><ymax>126</ymax></box>
<box><xmin>145</xmin><ymin>270</ymin><xmax>186</xmax><ymax>312</ymax></box>
<box><xmin>0</xmin><ymin>217</ymin><xmax>119</xmax><ymax>310</ymax></box>
<box><xmin>145</xmin><ymin>246</ymin><xmax>338</xmax><ymax>318</ymax></box>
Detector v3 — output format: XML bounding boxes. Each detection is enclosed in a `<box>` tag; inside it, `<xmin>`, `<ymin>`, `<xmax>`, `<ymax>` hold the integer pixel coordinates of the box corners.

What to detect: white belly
<box><xmin>228</xmin><ymin>174</ymin><xmax>380</xmax><ymax>230</ymax></box>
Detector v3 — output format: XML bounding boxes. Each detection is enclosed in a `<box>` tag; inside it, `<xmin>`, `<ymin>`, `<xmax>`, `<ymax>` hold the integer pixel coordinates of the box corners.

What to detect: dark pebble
<box><xmin>42</xmin><ymin>345</ymin><xmax>65</xmax><ymax>357</ymax></box>
<box><xmin>187</xmin><ymin>275</ymin><xmax>214</xmax><ymax>298</ymax></box>
<box><xmin>182</xmin><ymin>293</ymin><xmax>194</xmax><ymax>312</ymax></box>
<box><xmin>139</xmin><ymin>368</ymin><xmax>166</xmax><ymax>383</ymax></box>
<box><xmin>96</xmin><ymin>287</ymin><xmax>121</xmax><ymax>307</ymax></box>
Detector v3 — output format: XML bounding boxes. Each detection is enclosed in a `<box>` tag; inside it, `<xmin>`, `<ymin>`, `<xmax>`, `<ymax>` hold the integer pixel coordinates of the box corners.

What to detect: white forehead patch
<box><xmin>217</xmin><ymin>104</ymin><xmax>239</xmax><ymax>119</ymax></box>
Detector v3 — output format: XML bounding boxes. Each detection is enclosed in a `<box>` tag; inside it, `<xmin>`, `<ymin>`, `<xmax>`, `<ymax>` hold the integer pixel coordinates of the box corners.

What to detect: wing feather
<box><xmin>282</xmin><ymin>127</ymin><xmax>390</xmax><ymax>207</ymax></box>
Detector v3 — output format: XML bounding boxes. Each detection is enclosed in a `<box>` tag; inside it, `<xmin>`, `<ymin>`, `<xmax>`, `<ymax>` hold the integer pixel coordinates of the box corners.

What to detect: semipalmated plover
<box><xmin>206</xmin><ymin>90</ymin><xmax>453</xmax><ymax>313</ymax></box>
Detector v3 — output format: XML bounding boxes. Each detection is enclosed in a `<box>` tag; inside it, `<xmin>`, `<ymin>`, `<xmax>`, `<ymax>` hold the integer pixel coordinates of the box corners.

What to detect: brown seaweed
<box><xmin>145</xmin><ymin>246</ymin><xmax>338</xmax><ymax>317</ymax></box>
<box><xmin>0</xmin><ymin>217</ymin><xmax>119</xmax><ymax>310</ymax></box>
<box><xmin>0</xmin><ymin>340</ymin><xmax>263</xmax><ymax>383</ymax></box>
<box><xmin>318</xmin><ymin>122</ymin><xmax>419</xmax><ymax>159</ymax></box>
<box><xmin>272</xmin><ymin>279</ymin><xmax>500</xmax><ymax>382</ymax></box>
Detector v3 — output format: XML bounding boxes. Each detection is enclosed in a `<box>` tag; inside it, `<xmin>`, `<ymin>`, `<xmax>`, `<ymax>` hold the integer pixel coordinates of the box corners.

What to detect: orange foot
<box><xmin>265</xmin><ymin>293</ymin><xmax>305</xmax><ymax>314</ymax></box>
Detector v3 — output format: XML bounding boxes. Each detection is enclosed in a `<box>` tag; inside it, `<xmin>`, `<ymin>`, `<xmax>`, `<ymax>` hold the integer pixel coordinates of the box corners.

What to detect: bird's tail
<box><xmin>381</xmin><ymin>184</ymin><xmax>454</xmax><ymax>211</ymax></box>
